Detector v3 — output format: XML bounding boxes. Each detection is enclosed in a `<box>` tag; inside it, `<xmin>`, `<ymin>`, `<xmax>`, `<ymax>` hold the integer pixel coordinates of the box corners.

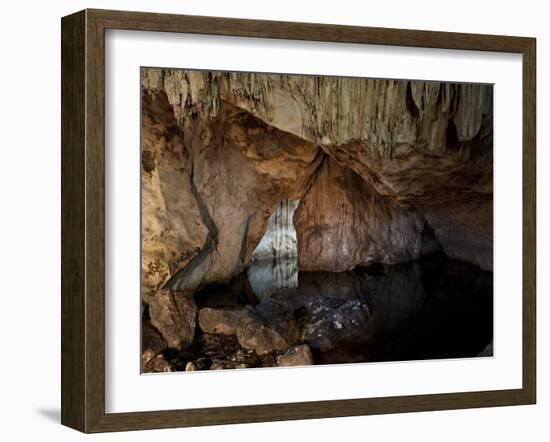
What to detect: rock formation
<box><xmin>294</xmin><ymin>156</ymin><xmax>438</xmax><ymax>271</ymax></box>
<box><xmin>251</xmin><ymin>199</ymin><xmax>300</xmax><ymax>262</ymax></box>
<box><xmin>248</xmin><ymin>198</ymin><xmax>300</xmax><ymax>297</ymax></box>
<box><xmin>141</xmin><ymin>92</ymin><xmax>208</xmax><ymax>302</ymax></box>
<box><xmin>148</xmin><ymin>290</ymin><xmax>197</xmax><ymax>350</ymax></box>
<box><xmin>140</xmin><ymin>68</ymin><xmax>493</xmax><ymax>361</ymax></box>
<box><xmin>144</xmin><ymin>256</ymin><xmax>493</xmax><ymax>371</ymax></box>
<box><xmin>278</xmin><ymin>345</ymin><xmax>314</xmax><ymax>367</ymax></box>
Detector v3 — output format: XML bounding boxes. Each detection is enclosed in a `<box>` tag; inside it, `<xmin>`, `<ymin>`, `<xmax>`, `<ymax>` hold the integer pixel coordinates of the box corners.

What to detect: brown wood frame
<box><xmin>61</xmin><ymin>8</ymin><xmax>537</xmax><ymax>433</ymax></box>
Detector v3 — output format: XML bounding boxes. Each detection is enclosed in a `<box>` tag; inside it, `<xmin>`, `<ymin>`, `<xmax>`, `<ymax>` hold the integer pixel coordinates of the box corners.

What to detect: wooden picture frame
<box><xmin>61</xmin><ymin>8</ymin><xmax>536</xmax><ymax>433</ymax></box>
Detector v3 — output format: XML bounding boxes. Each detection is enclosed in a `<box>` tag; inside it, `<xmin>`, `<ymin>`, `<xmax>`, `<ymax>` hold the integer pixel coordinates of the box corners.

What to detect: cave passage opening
<box><xmin>247</xmin><ymin>198</ymin><xmax>300</xmax><ymax>299</ymax></box>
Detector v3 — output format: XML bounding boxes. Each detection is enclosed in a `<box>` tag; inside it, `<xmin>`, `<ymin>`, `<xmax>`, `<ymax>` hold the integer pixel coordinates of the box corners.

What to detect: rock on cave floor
<box><xmin>142</xmin><ymin>253</ymin><xmax>493</xmax><ymax>373</ymax></box>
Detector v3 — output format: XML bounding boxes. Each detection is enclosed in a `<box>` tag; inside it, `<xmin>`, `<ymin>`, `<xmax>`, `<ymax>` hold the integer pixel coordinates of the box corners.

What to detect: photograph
<box><xmin>140</xmin><ymin>68</ymin><xmax>494</xmax><ymax>373</ymax></box>
<box><xmin>0</xmin><ymin>0</ymin><xmax>541</xmax><ymax>437</ymax></box>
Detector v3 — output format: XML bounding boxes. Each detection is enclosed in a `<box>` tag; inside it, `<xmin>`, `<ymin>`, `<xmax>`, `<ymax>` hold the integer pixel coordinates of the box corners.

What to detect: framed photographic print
<box><xmin>61</xmin><ymin>9</ymin><xmax>536</xmax><ymax>433</ymax></box>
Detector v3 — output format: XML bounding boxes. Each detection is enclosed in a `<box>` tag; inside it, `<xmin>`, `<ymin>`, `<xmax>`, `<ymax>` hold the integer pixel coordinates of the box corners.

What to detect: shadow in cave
<box><xmin>190</xmin><ymin>253</ymin><xmax>493</xmax><ymax>367</ymax></box>
<box><xmin>260</xmin><ymin>253</ymin><xmax>493</xmax><ymax>365</ymax></box>
<box><xmin>185</xmin><ymin>197</ymin><xmax>494</xmax><ymax>369</ymax></box>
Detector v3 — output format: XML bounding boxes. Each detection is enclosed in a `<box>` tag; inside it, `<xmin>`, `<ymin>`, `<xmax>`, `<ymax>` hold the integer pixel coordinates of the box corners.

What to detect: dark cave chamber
<box><xmin>140</xmin><ymin>76</ymin><xmax>495</xmax><ymax>373</ymax></box>
<box><xmin>146</xmin><ymin>199</ymin><xmax>493</xmax><ymax>372</ymax></box>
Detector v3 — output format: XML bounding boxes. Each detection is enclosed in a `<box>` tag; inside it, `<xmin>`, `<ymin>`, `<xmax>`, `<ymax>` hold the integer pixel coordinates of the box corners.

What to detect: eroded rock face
<box><xmin>142</xmin><ymin>70</ymin><xmax>493</xmax><ymax>279</ymax></box>
<box><xmin>141</xmin><ymin>70</ymin><xmax>493</xmax><ymax>364</ymax></box>
<box><xmin>141</xmin><ymin>89</ymin><xmax>324</xmax><ymax>301</ymax></box>
<box><xmin>423</xmin><ymin>200</ymin><xmax>493</xmax><ymax>271</ymax></box>
<box><xmin>142</xmin><ymin>70</ymin><xmax>491</xmax><ymax>150</ymax></box>
<box><xmin>160</xmin><ymin>100</ymin><xmax>323</xmax><ymax>292</ymax></box>
<box><xmin>141</xmin><ymin>92</ymin><xmax>208</xmax><ymax>301</ymax></box>
<box><xmin>294</xmin><ymin>157</ymin><xmax>438</xmax><ymax>271</ymax></box>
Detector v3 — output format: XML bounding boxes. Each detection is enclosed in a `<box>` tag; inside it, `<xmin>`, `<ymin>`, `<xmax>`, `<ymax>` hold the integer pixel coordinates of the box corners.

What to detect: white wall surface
<box><xmin>0</xmin><ymin>0</ymin><xmax>547</xmax><ymax>440</ymax></box>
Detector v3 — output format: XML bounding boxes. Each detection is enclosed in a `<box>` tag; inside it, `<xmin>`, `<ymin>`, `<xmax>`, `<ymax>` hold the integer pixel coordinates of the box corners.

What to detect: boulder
<box><xmin>278</xmin><ymin>344</ymin><xmax>314</xmax><ymax>367</ymax></box>
<box><xmin>160</xmin><ymin>99</ymin><xmax>324</xmax><ymax>292</ymax></box>
<box><xmin>198</xmin><ymin>307</ymin><xmax>245</xmax><ymax>335</ymax></box>
<box><xmin>195</xmin><ymin>333</ymin><xmax>259</xmax><ymax>368</ymax></box>
<box><xmin>142</xmin><ymin>321</ymin><xmax>166</xmax><ymax>355</ymax></box>
<box><xmin>303</xmin><ymin>300</ymin><xmax>371</xmax><ymax>353</ymax></box>
<box><xmin>149</xmin><ymin>290</ymin><xmax>197</xmax><ymax>350</ymax></box>
<box><xmin>141</xmin><ymin>321</ymin><xmax>167</xmax><ymax>372</ymax></box>
<box><xmin>143</xmin><ymin>354</ymin><xmax>172</xmax><ymax>373</ymax></box>
<box><xmin>197</xmin><ymin>296</ymin><xmax>301</xmax><ymax>358</ymax></box>
<box><xmin>236</xmin><ymin>301</ymin><xmax>299</xmax><ymax>356</ymax></box>
<box><xmin>185</xmin><ymin>361</ymin><xmax>197</xmax><ymax>371</ymax></box>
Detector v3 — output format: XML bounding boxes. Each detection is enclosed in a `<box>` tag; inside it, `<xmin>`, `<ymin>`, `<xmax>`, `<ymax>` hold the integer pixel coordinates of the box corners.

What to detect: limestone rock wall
<box><xmin>142</xmin><ymin>69</ymin><xmax>492</xmax><ymax>153</ymax></box>
<box><xmin>144</xmin><ymin>93</ymin><xmax>324</xmax><ymax>298</ymax></box>
<box><xmin>294</xmin><ymin>157</ymin><xmax>437</xmax><ymax>271</ymax></box>
<box><xmin>141</xmin><ymin>68</ymin><xmax>493</xmax><ymax>304</ymax></box>
<box><xmin>141</xmin><ymin>93</ymin><xmax>208</xmax><ymax>301</ymax></box>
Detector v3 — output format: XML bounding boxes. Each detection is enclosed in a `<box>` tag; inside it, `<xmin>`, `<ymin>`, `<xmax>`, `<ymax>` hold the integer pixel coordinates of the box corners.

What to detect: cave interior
<box><xmin>140</xmin><ymin>69</ymin><xmax>494</xmax><ymax>373</ymax></box>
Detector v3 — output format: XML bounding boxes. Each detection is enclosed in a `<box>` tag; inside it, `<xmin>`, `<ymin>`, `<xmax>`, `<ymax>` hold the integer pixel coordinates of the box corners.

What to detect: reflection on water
<box><xmin>247</xmin><ymin>198</ymin><xmax>300</xmax><ymax>300</ymax></box>
<box><xmin>247</xmin><ymin>258</ymin><xmax>298</xmax><ymax>300</ymax></box>
<box><xmin>191</xmin><ymin>254</ymin><xmax>493</xmax><ymax>368</ymax></box>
